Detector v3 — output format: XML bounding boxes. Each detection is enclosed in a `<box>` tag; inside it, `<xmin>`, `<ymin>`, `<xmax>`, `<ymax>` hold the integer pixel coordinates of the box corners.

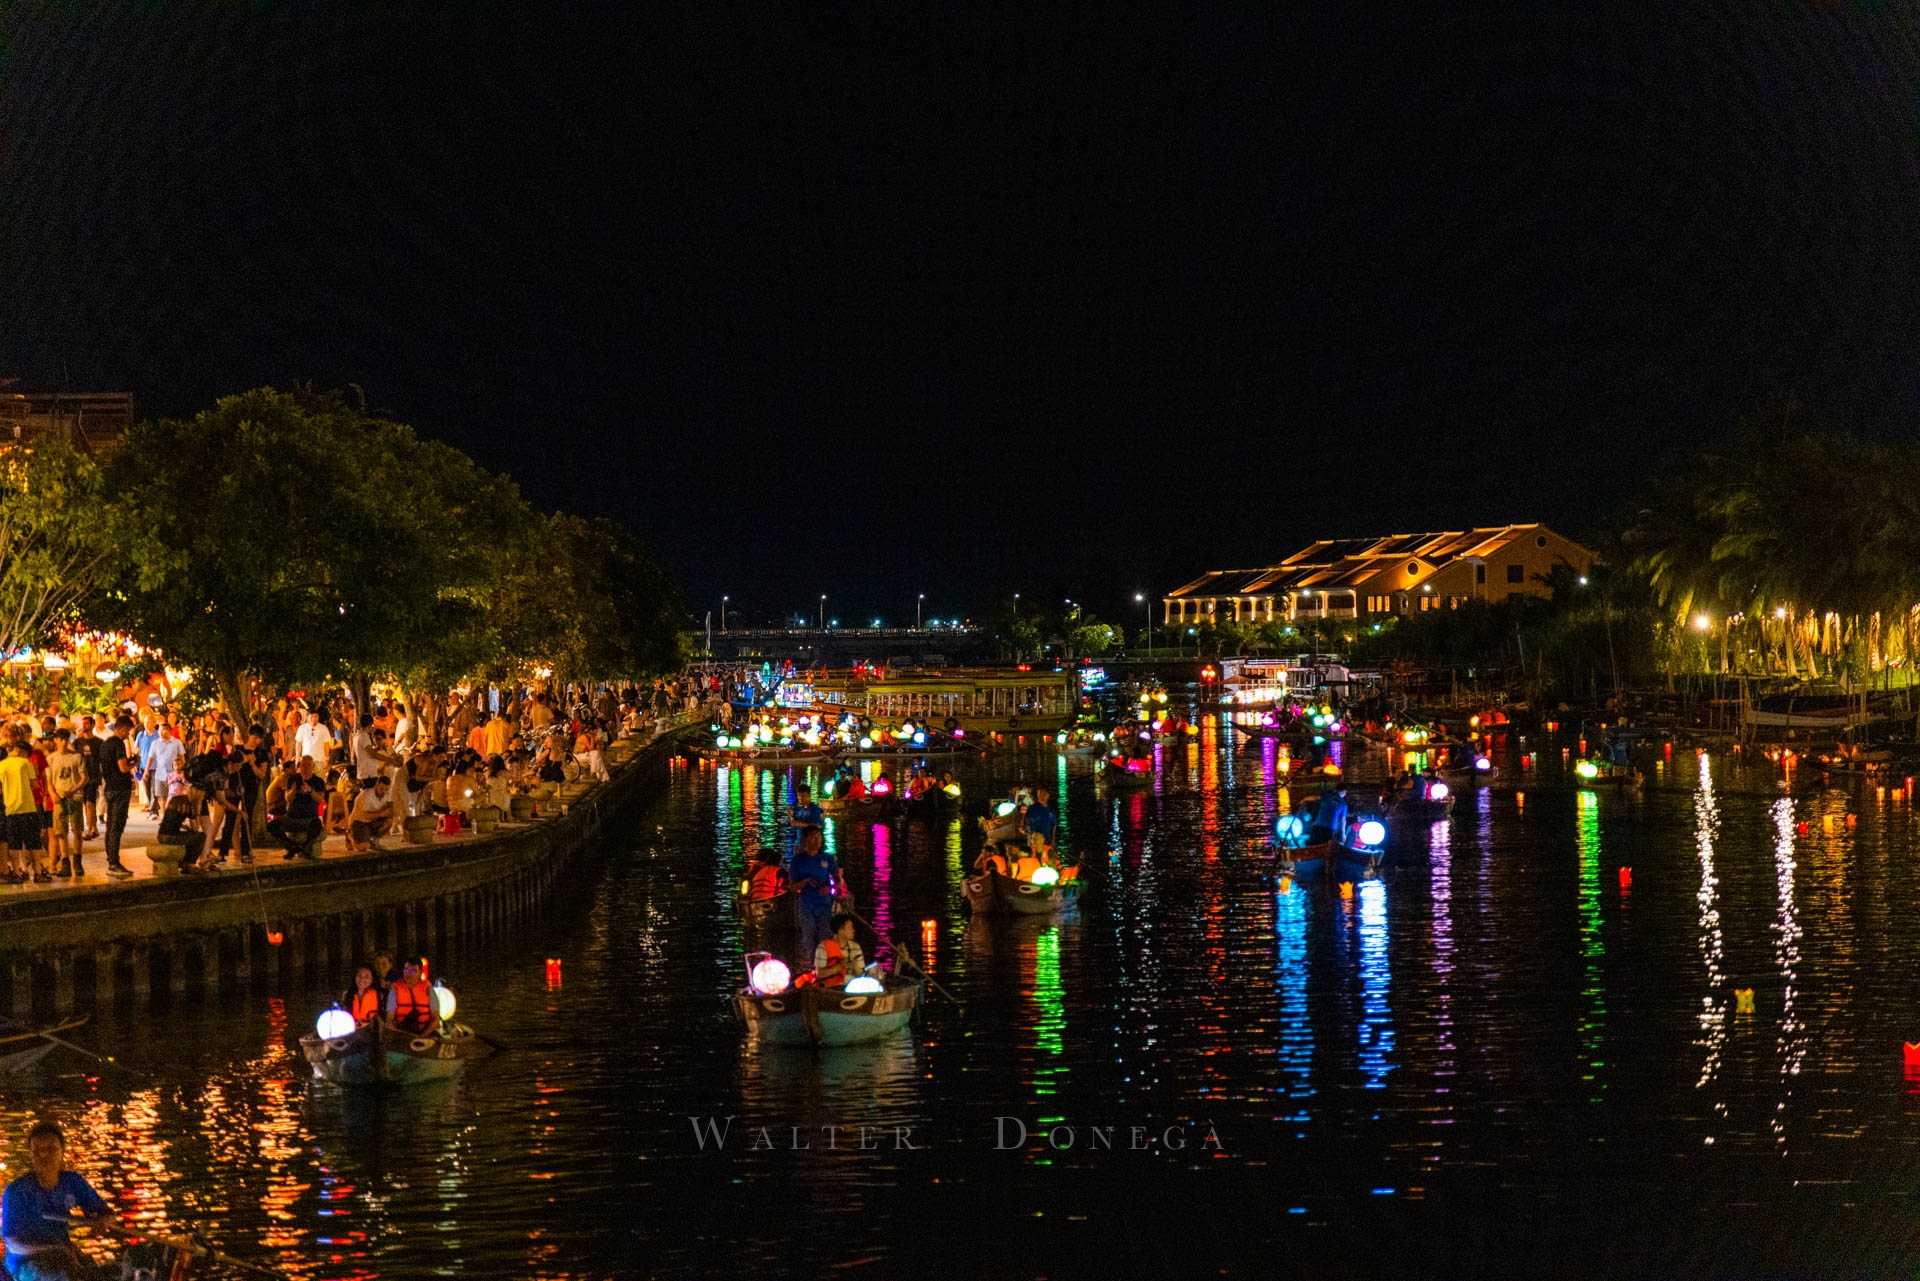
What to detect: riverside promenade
<box><xmin>0</xmin><ymin>718</ymin><xmax>702</xmax><ymax>1018</ymax></box>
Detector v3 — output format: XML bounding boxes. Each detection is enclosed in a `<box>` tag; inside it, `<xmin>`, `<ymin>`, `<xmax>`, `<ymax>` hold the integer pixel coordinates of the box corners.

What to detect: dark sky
<box><xmin>4</xmin><ymin>4</ymin><xmax>1919</xmax><ymax>627</ymax></box>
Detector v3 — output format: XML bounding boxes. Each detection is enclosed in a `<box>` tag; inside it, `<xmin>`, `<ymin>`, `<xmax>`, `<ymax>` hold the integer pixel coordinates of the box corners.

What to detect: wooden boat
<box><xmin>300</xmin><ymin>1019</ymin><xmax>486</xmax><ymax>1086</ymax></box>
<box><xmin>735</xmin><ymin>890</ymin><xmax>799</xmax><ymax>959</ymax></box>
<box><xmin>904</xmin><ymin>788</ymin><xmax>962</xmax><ymax>820</ymax></box>
<box><xmin>1104</xmin><ymin>755</ymin><xmax>1154</xmax><ymax>783</ymax></box>
<box><xmin>1271</xmin><ymin>840</ymin><xmax>1330</xmax><ymax>877</ymax></box>
<box><xmin>699</xmin><ymin>745</ymin><xmax>837</xmax><ymax>766</ymax></box>
<box><xmin>735</xmin><ymin>975</ymin><xmax>923</xmax><ymax>1047</ymax></box>
<box><xmin>1442</xmin><ymin>761</ymin><xmax>1501</xmax><ymax>785</ymax></box>
<box><xmin>820</xmin><ymin>792</ymin><xmax>899</xmax><ymax>819</ymax></box>
<box><xmin>1392</xmin><ymin>791</ymin><xmax>1456</xmax><ymax>823</ymax></box>
<box><xmin>1577</xmin><ymin>762</ymin><xmax>1644</xmax><ymax>792</ymax></box>
<box><xmin>1335</xmin><ymin>844</ymin><xmax>1384</xmax><ymax>879</ymax></box>
<box><xmin>0</xmin><ymin>1016</ymin><xmax>86</xmax><ymax>1075</ymax></box>
<box><xmin>963</xmin><ymin>869</ymin><xmax>1082</xmax><ymax>915</ymax></box>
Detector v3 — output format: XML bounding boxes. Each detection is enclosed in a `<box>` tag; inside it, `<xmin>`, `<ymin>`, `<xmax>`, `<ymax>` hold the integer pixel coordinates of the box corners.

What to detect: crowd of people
<box><xmin>0</xmin><ymin>677</ymin><xmax>705</xmax><ymax>887</ymax></box>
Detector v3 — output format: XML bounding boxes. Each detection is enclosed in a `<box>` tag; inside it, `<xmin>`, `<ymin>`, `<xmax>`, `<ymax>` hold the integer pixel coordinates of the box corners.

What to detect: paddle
<box><xmin>46</xmin><ymin>1215</ymin><xmax>286</xmax><ymax>1280</ymax></box>
<box><xmin>838</xmin><ymin>905</ymin><xmax>964</xmax><ymax>1009</ymax></box>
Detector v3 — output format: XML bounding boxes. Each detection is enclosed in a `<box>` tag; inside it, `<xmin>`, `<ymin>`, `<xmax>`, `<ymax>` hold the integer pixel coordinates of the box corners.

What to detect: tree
<box><xmin>0</xmin><ymin>437</ymin><xmax>161</xmax><ymax>666</ymax></box>
<box><xmin>97</xmin><ymin>388</ymin><xmax>543</xmax><ymax>718</ymax></box>
<box><xmin>494</xmin><ymin>514</ymin><xmax>687</xmax><ymax>687</ymax></box>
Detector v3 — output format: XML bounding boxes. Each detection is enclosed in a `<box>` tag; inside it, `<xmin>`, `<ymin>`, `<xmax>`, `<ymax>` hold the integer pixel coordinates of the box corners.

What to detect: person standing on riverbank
<box><xmin>0</xmin><ymin>739</ymin><xmax>44</xmax><ymax>884</ymax></box>
<box><xmin>98</xmin><ymin>716</ymin><xmax>136</xmax><ymax>879</ymax></box>
<box><xmin>45</xmin><ymin>733</ymin><xmax>85</xmax><ymax>879</ymax></box>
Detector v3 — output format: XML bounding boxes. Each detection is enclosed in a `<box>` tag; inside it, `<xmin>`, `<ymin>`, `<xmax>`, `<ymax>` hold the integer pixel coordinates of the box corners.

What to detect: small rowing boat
<box><xmin>1104</xmin><ymin>755</ymin><xmax>1153</xmax><ymax>783</ymax></box>
<box><xmin>735</xmin><ymin>975</ymin><xmax>923</xmax><ymax>1047</ymax></box>
<box><xmin>0</xmin><ymin>1016</ymin><xmax>87</xmax><ymax>1075</ymax></box>
<box><xmin>1392</xmin><ymin>791</ymin><xmax>1456</xmax><ymax>823</ymax></box>
<box><xmin>1271</xmin><ymin>840</ymin><xmax>1330</xmax><ymax>877</ymax></box>
<box><xmin>300</xmin><ymin>1019</ymin><xmax>487</xmax><ymax>1086</ymax></box>
<box><xmin>963</xmin><ymin>869</ymin><xmax>1082</xmax><ymax>915</ymax></box>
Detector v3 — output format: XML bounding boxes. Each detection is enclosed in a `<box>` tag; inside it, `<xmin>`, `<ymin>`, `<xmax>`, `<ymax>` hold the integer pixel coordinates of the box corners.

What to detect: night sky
<box><xmin>4</xmin><ymin>5</ymin><xmax>1918</xmax><ymax>626</ymax></box>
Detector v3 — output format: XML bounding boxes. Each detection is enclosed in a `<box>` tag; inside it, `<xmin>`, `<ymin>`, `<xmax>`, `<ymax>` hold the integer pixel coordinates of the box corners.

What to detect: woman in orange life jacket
<box><xmin>812</xmin><ymin>914</ymin><xmax>866</xmax><ymax>990</ymax></box>
<box><xmin>345</xmin><ymin>964</ymin><xmax>382</xmax><ymax>1026</ymax></box>
<box><xmin>973</xmin><ymin>845</ymin><xmax>1009</xmax><ymax>878</ymax></box>
<box><xmin>387</xmin><ymin>958</ymin><xmax>436</xmax><ymax>1033</ymax></box>
<box><xmin>747</xmin><ymin>847</ymin><xmax>787</xmax><ymax>901</ymax></box>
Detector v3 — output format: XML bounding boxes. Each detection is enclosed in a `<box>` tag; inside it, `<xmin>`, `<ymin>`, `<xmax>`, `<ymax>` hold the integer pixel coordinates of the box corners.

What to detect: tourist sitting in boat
<box><xmin>345</xmin><ymin>964</ymin><xmax>382</xmax><ymax>1026</ymax></box>
<box><xmin>1</xmin><ymin>1120</ymin><xmax>116</xmax><ymax>1281</ymax></box>
<box><xmin>973</xmin><ymin>845</ymin><xmax>1010</xmax><ymax>877</ymax></box>
<box><xmin>812</xmin><ymin>914</ymin><xmax>866</xmax><ymax>989</ymax></box>
<box><xmin>906</xmin><ymin>769</ymin><xmax>935</xmax><ymax>801</ymax></box>
<box><xmin>387</xmin><ymin>959</ymin><xmax>436</xmax><ymax>1033</ymax></box>
<box><xmin>747</xmin><ymin>848</ymin><xmax>787</xmax><ymax>901</ymax></box>
<box><xmin>843</xmin><ymin>774</ymin><xmax>869</xmax><ymax>801</ymax></box>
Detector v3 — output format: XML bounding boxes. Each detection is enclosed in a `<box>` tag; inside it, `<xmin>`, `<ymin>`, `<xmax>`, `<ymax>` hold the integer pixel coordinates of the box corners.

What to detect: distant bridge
<box><xmin>701</xmin><ymin>626</ymin><xmax>991</xmax><ymax>664</ymax></box>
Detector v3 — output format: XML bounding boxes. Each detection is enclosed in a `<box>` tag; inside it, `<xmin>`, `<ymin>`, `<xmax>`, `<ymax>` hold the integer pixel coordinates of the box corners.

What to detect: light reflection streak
<box><xmin>870</xmin><ymin>820</ymin><xmax>893</xmax><ymax>966</ymax></box>
<box><xmin>1695</xmin><ymin>753</ymin><xmax>1727</xmax><ymax>1126</ymax></box>
<box><xmin>1771</xmin><ymin>797</ymin><xmax>1803</xmax><ymax>1153</ymax></box>
<box><xmin>1355</xmin><ymin>880</ymin><xmax>1395</xmax><ymax>1090</ymax></box>
<box><xmin>1274</xmin><ymin>877</ymin><xmax>1314</xmax><ymax>1129</ymax></box>
<box><xmin>1428</xmin><ymin>820</ymin><xmax>1456</xmax><ymax>1123</ymax></box>
<box><xmin>1575</xmin><ymin>790</ymin><xmax>1607</xmax><ymax>1100</ymax></box>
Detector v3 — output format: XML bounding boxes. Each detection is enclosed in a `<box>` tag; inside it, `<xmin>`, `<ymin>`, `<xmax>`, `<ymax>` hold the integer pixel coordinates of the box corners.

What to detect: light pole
<box><xmin>819</xmin><ymin>595</ymin><xmax>827</xmax><ymax>630</ymax></box>
<box><xmin>721</xmin><ymin>595</ymin><xmax>728</xmax><ymax>632</ymax></box>
<box><xmin>917</xmin><ymin>593</ymin><xmax>925</xmax><ymax>630</ymax></box>
<box><xmin>1136</xmin><ymin>592</ymin><xmax>1150</xmax><ymax>655</ymax></box>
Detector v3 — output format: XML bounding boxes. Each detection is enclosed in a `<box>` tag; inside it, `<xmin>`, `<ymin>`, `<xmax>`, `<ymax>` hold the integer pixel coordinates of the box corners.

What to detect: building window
<box><xmin>1406</xmin><ymin>561</ymin><xmax>1420</xmax><ymax>575</ymax></box>
<box><xmin>1535</xmin><ymin>535</ymin><xmax>1547</xmax><ymax>548</ymax></box>
<box><xmin>1475</xmin><ymin>564</ymin><xmax>1486</xmax><ymax>585</ymax></box>
<box><xmin>1506</xmin><ymin>564</ymin><xmax>1524</xmax><ymax>584</ymax></box>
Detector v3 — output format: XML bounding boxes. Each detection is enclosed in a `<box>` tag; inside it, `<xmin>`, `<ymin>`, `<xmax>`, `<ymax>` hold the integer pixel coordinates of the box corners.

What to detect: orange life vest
<box><xmin>350</xmin><ymin>987</ymin><xmax>381</xmax><ymax>1025</ymax></box>
<box><xmin>817</xmin><ymin>938</ymin><xmax>848</xmax><ymax>989</ymax></box>
<box><xmin>1011</xmin><ymin>853</ymin><xmax>1041</xmax><ymax>880</ymax></box>
<box><xmin>392</xmin><ymin>978</ymin><xmax>433</xmax><ymax>1029</ymax></box>
<box><xmin>981</xmin><ymin>853</ymin><xmax>1009</xmax><ymax>877</ymax></box>
<box><xmin>748</xmin><ymin>864</ymin><xmax>783</xmax><ymax>901</ymax></box>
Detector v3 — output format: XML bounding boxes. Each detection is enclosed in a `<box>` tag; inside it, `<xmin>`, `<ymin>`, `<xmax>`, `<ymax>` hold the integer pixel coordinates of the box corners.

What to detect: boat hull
<box><xmin>735</xmin><ymin>980</ymin><xmax>923</xmax><ymax>1047</ymax></box>
<box><xmin>300</xmin><ymin>1023</ymin><xmax>484</xmax><ymax>1086</ymax></box>
<box><xmin>964</xmin><ymin>870</ymin><xmax>1081</xmax><ymax>915</ymax></box>
<box><xmin>1271</xmin><ymin>840</ymin><xmax>1330</xmax><ymax>877</ymax></box>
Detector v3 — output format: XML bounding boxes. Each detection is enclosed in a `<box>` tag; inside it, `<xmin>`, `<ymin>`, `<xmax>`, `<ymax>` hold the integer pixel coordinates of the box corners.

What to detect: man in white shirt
<box><xmin>352</xmin><ymin>723</ymin><xmax>396</xmax><ymax>781</ymax></box>
<box><xmin>346</xmin><ymin>776</ymin><xmax>395</xmax><ymax>851</ymax></box>
<box><xmin>392</xmin><ymin>702</ymin><xmax>416</xmax><ymax>754</ymax></box>
<box><xmin>294</xmin><ymin>712</ymin><xmax>335</xmax><ymax>770</ymax></box>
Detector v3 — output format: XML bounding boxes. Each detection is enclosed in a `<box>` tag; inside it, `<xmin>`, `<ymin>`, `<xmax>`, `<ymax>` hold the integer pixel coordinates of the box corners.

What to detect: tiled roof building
<box><xmin>1163</xmin><ymin>524</ymin><xmax>1597</xmax><ymax>626</ymax></box>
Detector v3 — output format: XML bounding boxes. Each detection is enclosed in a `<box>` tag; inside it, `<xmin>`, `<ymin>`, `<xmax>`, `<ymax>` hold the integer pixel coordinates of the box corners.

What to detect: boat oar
<box><xmin>837</xmin><ymin>906</ymin><xmax>964</xmax><ymax>1008</ymax></box>
<box><xmin>35</xmin><ymin>1031</ymin><xmax>145</xmax><ymax>1079</ymax></box>
<box><xmin>47</xmin><ymin>1216</ymin><xmax>285</xmax><ymax>1280</ymax></box>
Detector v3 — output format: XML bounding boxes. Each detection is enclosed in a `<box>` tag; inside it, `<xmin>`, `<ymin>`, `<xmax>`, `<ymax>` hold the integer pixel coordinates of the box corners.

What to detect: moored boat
<box><xmin>300</xmin><ymin>1019</ymin><xmax>486</xmax><ymax>1086</ymax></box>
<box><xmin>1104</xmin><ymin>754</ymin><xmax>1153</xmax><ymax>783</ymax></box>
<box><xmin>1392</xmin><ymin>790</ymin><xmax>1456</xmax><ymax>823</ymax></box>
<box><xmin>734</xmin><ymin>975</ymin><xmax>923</xmax><ymax>1047</ymax></box>
<box><xmin>0</xmin><ymin>1016</ymin><xmax>87</xmax><ymax>1075</ymax></box>
<box><xmin>963</xmin><ymin>869</ymin><xmax>1082</xmax><ymax>915</ymax></box>
<box><xmin>1271</xmin><ymin>839</ymin><xmax>1330</xmax><ymax>878</ymax></box>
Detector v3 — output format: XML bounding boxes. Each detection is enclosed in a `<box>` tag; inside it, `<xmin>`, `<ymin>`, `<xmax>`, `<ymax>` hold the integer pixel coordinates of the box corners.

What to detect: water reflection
<box><xmin>1770</xmin><ymin>797</ymin><xmax>1803</xmax><ymax>1153</ymax></box>
<box><xmin>1354</xmin><ymin>880</ymin><xmax>1394</xmax><ymax>1091</ymax></box>
<box><xmin>1575</xmin><ymin>789</ymin><xmax>1607</xmax><ymax>1101</ymax></box>
<box><xmin>1695</xmin><ymin>753</ymin><xmax>1728</xmax><ymax>1131</ymax></box>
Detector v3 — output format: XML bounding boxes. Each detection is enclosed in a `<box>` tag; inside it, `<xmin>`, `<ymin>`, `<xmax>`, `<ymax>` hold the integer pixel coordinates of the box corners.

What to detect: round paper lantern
<box><xmin>315</xmin><ymin>1007</ymin><xmax>356</xmax><ymax>1040</ymax></box>
<box><xmin>844</xmin><ymin>975</ymin><xmax>884</xmax><ymax>995</ymax></box>
<box><xmin>751</xmin><ymin>958</ymin><xmax>791</xmax><ymax>995</ymax></box>
<box><xmin>1030</xmin><ymin>866</ymin><xmax>1060</xmax><ymax>886</ymax></box>
<box><xmin>1357</xmin><ymin>820</ymin><xmax>1387</xmax><ymax>847</ymax></box>
<box><xmin>431</xmin><ymin>983</ymin><xmax>457</xmax><ymax>1022</ymax></box>
<box><xmin>1428</xmin><ymin>782</ymin><xmax>1449</xmax><ymax>801</ymax></box>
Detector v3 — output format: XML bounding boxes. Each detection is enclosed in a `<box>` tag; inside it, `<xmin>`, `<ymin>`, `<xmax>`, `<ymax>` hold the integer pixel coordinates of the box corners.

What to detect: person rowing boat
<box><xmin>2</xmin><ymin>1120</ymin><xmax>115</xmax><ymax>1281</ymax></box>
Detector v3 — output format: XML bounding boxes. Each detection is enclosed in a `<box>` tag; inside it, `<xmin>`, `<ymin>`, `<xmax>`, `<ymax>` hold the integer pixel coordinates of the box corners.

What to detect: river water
<box><xmin>6</xmin><ymin>723</ymin><xmax>1920</xmax><ymax>1279</ymax></box>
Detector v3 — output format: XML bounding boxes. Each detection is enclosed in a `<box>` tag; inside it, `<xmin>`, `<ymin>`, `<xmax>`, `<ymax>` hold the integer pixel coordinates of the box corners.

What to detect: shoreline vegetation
<box><xmin>3</xmin><ymin>386</ymin><xmax>687</xmax><ymax>728</ymax></box>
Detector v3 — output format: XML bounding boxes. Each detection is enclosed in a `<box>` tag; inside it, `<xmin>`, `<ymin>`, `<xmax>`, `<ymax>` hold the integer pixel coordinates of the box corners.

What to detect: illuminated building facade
<box><xmin>1163</xmin><ymin>523</ymin><xmax>1598</xmax><ymax>625</ymax></box>
<box><xmin>0</xmin><ymin>381</ymin><xmax>135</xmax><ymax>452</ymax></box>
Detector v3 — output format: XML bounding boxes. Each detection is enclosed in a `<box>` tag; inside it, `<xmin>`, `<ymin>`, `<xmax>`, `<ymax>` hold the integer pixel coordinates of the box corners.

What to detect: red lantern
<box><xmin>1617</xmin><ymin>867</ymin><xmax>1632</xmax><ymax>890</ymax></box>
<box><xmin>266</xmin><ymin>930</ymin><xmax>285</xmax><ymax>947</ymax></box>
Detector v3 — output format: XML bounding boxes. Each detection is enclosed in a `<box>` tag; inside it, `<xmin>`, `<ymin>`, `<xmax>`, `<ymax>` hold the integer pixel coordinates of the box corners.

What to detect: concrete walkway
<box><xmin>0</xmin><ymin>716</ymin><xmax>704</xmax><ymax>904</ymax></box>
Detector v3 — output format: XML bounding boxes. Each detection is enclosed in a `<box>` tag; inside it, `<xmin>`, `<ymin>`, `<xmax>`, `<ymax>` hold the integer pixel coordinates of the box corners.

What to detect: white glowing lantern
<box><xmin>1030</xmin><ymin>866</ymin><xmax>1061</xmax><ymax>886</ymax></box>
<box><xmin>750</xmin><ymin>958</ymin><xmax>791</xmax><ymax>995</ymax></box>
<box><xmin>1475</xmin><ymin>756</ymin><xmax>1492</xmax><ymax>771</ymax></box>
<box><xmin>1428</xmin><ymin>781</ymin><xmax>1450</xmax><ymax>801</ymax></box>
<box><xmin>431</xmin><ymin>982</ymin><xmax>457</xmax><ymax>1022</ymax></box>
<box><xmin>315</xmin><ymin>1007</ymin><xmax>356</xmax><ymax>1040</ymax></box>
<box><xmin>1357</xmin><ymin>820</ymin><xmax>1387</xmax><ymax>847</ymax></box>
<box><xmin>844</xmin><ymin>975</ymin><xmax>884</xmax><ymax>995</ymax></box>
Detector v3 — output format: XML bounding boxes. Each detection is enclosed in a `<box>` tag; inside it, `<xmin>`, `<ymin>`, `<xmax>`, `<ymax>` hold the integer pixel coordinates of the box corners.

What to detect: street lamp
<box><xmin>819</xmin><ymin>595</ymin><xmax>827</xmax><ymax>630</ymax></box>
<box><xmin>721</xmin><ymin>595</ymin><xmax>729</xmax><ymax>631</ymax></box>
<box><xmin>917</xmin><ymin>593</ymin><xmax>925</xmax><ymax>629</ymax></box>
<box><xmin>1135</xmin><ymin>592</ymin><xmax>1151</xmax><ymax>655</ymax></box>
